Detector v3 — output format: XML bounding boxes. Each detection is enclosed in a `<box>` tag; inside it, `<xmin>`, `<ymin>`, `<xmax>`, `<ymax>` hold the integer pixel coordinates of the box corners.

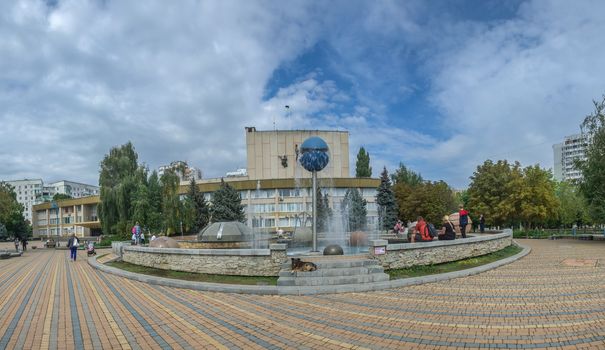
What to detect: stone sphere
<box><xmin>299</xmin><ymin>137</ymin><xmax>330</xmax><ymax>172</ymax></box>
<box><xmin>323</xmin><ymin>244</ymin><xmax>344</xmax><ymax>255</ymax></box>
<box><xmin>349</xmin><ymin>231</ymin><xmax>368</xmax><ymax>247</ymax></box>
<box><xmin>149</xmin><ymin>236</ymin><xmax>180</xmax><ymax>248</ymax></box>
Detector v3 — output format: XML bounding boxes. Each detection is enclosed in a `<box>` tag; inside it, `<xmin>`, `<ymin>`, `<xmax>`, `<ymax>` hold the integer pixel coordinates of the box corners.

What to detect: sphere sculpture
<box><xmin>349</xmin><ymin>231</ymin><xmax>368</xmax><ymax>247</ymax></box>
<box><xmin>323</xmin><ymin>244</ymin><xmax>344</xmax><ymax>255</ymax></box>
<box><xmin>299</xmin><ymin>136</ymin><xmax>329</xmax><ymax>172</ymax></box>
<box><xmin>149</xmin><ymin>236</ymin><xmax>180</xmax><ymax>248</ymax></box>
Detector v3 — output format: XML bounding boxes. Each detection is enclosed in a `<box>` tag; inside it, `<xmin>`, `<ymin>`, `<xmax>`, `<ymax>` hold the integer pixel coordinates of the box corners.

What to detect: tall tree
<box><xmin>160</xmin><ymin>169</ymin><xmax>182</xmax><ymax>234</ymax></box>
<box><xmin>397</xmin><ymin>181</ymin><xmax>456</xmax><ymax>224</ymax></box>
<box><xmin>576</xmin><ymin>95</ymin><xmax>605</xmax><ymax>223</ymax></box>
<box><xmin>376</xmin><ymin>167</ymin><xmax>398</xmax><ymax>230</ymax></box>
<box><xmin>99</xmin><ymin>142</ymin><xmax>145</xmax><ymax>235</ymax></box>
<box><xmin>467</xmin><ymin>160</ymin><xmax>518</xmax><ymax>227</ymax></box>
<box><xmin>0</xmin><ymin>182</ymin><xmax>29</xmax><ymax>239</ymax></box>
<box><xmin>315</xmin><ymin>187</ymin><xmax>332</xmax><ymax>232</ymax></box>
<box><xmin>211</xmin><ymin>179</ymin><xmax>245</xmax><ymax>222</ymax></box>
<box><xmin>391</xmin><ymin>162</ymin><xmax>423</xmax><ymax>186</ymax></box>
<box><xmin>187</xmin><ymin>178</ymin><xmax>210</xmax><ymax>232</ymax></box>
<box><xmin>355</xmin><ymin>147</ymin><xmax>372</xmax><ymax>177</ymax></box>
<box><xmin>340</xmin><ymin>188</ymin><xmax>367</xmax><ymax>231</ymax></box>
<box><xmin>518</xmin><ymin>165</ymin><xmax>559</xmax><ymax>229</ymax></box>
<box><xmin>555</xmin><ymin>181</ymin><xmax>589</xmax><ymax>228</ymax></box>
<box><xmin>146</xmin><ymin>170</ymin><xmax>163</xmax><ymax>234</ymax></box>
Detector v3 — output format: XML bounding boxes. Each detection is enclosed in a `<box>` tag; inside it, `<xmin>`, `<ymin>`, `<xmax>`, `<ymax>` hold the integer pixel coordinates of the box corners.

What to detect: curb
<box><xmin>89</xmin><ymin>241</ymin><xmax>531</xmax><ymax>295</ymax></box>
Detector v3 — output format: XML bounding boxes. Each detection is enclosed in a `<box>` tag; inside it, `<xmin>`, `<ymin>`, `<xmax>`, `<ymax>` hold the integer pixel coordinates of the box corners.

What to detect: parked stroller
<box><xmin>86</xmin><ymin>242</ymin><xmax>96</xmax><ymax>257</ymax></box>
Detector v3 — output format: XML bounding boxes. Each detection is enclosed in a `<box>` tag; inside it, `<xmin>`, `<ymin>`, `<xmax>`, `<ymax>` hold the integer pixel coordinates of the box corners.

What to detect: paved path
<box><xmin>1</xmin><ymin>239</ymin><xmax>605</xmax><ymax>349</ymax></box>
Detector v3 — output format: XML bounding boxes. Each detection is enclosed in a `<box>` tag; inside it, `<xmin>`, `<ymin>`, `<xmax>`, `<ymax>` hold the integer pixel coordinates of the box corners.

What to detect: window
<box><xmin>278</xmin><ymin>189</ymin><xmax>301</xmax><ymax>198</ymax></box>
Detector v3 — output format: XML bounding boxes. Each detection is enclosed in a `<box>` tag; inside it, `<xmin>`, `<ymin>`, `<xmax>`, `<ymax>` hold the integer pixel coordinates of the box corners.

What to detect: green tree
<box><xmin>0</xmin><ymin>222</ymin><xmax>7</xmax><ymax>240</ymax></box>
<box><xmin>211</xmin><ymin>179</ymin><xmax>245</xmax><ymax>222</ymax></box>
<box><xmin>52</xmin><ymin>193</ymin><xmax>72</xmax><ymax>201</ymax></box>
<box><xmin>355</xmin><ymin>147</ymin><xmax>372</xmax><ymax>177</ymax></box>
<box><xmin>160</xmin><ymin>169</ymin><xmax>182</xmax><ymax>234</ymax></box>
<box><xmin>396</xmin><ymin>180</ymin><xmax>456</xmax><ymax>224</ymax></box>
<box><xmin>98</xmin><ymin>142</ymin><xmax>146</xmax><ymax>235</ymax></box>
<box><xmin>468</xmin><ymin>160</ymin><xmax>516</xmax><ymax>228</ymax></box>
<box><xmin>340</xmin><ymin>188</ymin><xmax>367</xmax><ymax>231</ymax></box>
<box><xmin>187</xmin><ymin>178</ymin><xmax>210</xmax><ymax>232</ymax></box>
<box><xmin>376</xmin><ymin>167</ymin><xmax>398</xmax><ymax>230</ymax></box>
<box><xmin>576</xmin><ymin>95</ymin><xmax>605</xmax><ymax>223</ymax></box>
<box><xmin>391</xmin><ymin>162</ymin><xmax>423</xmax><ymax>186</ymax></box>
<box><xmin>555</xmin><ymin>181</ymin><xmax>589</xmax><ymax>227</ymax></box>
<box><xmin>146</xmin><ymin>171</ymin><xmax>163</xmax><ymax>234</ymax></box>
<box><xmin>0</xmin><ymin>182</ymin><xmax>29</xmax><ymax>239</ymax></box>
<box><xmin>518</xmin><ymin>165</ymin><xmax>559</xmax><ymax>229</ymax></box>
<box><xmin>315</xmin><ymin>187</ymin><xmax>333</xmax><ymax>232</ymax></box>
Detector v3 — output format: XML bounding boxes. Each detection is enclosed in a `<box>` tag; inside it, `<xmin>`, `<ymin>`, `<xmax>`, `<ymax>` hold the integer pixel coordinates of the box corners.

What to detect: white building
<box><xmin>158</xmin><ymin>161</ymin><xmax>203</xmax><ymax>182</ymax></box>
<box><xmin>4</xmin><ymin>179</ymin><xmax>43</xmax><ymax>223</ymax></box>
<box><xmin>3</xmin><ymin>178</ymin><xmax>98</xmax><ymax>224</ymax></box>
<box><xmin>553</xmin><ymin>133</ymin><xmax>590</xmax><ymax>182</ymax></box>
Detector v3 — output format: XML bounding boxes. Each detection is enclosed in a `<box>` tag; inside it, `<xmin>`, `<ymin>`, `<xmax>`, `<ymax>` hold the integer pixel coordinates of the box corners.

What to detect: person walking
<box><xmin>479</xmin><ymin>214</ymin><xmax>485</xmax><ymax>233</ymax></box>
<box><xmin>14</xmin><ymin>237</ymin><xmax>20</xmax><ymax>252</ymax></box>
<box><xmin>458</xmin><ymin>204</ymin><xmax>469</xmax><ymax>238</ymax></box>
<box><xmin>67</xmin><ymin>234</ymin><xmax>79</xmax><ymax>261</ymax></box>
<box><xmin>21</xmin><ymin>238</ymin><xmax>27</xmax><ymax>252</ymax></box>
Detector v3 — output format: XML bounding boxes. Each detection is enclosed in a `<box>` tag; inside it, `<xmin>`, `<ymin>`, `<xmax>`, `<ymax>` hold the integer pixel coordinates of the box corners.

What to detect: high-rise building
<box><xmin>3</xmin><ymin>178</ymin><xmax>99</xmax><ymax>224</ymax></box>
<box><xmin>553</xmin><ymin>133</ymin><xmax>590</xmax><ymax>182</ymax></box>
<box><xmin>158</xmin><ymin>161</ymin><xmax>202</xmax><ymax>182</ymax></box>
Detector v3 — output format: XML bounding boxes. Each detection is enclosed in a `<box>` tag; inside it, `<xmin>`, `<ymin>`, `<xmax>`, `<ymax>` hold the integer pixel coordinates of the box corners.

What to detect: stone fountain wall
<box><xmin>369</xmin><ymin>230</ymin><xmax>513</xmax><ymax>269</ymax></box>
<box><xmin>121</xmin><ymin>243</ymin><xmax>287</xmax><ymax>276</ymax></box>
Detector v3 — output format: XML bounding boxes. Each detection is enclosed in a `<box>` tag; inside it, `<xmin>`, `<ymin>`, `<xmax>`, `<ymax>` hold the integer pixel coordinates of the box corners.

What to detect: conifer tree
<box><xmin>211</xmin><ymin>179</ymin><xmax>245</xmax><ymax>222</ymax></box>
<box><xmin>376</xmin><ymin>167</ymin><xmax>398</xmax><ymax>230</ymax></box>
<box><xmin>341</xmin><ymin>188</ymin><xmax>367</xmax><ymax>231</ymax></box>
<box><xmin>355</xmin><ymin>147</ymin><xmax>372</xmax><ymax>177</ymax></box>
<box><xmin>188</xmin><ymin>178</ymin><xmax>210</xmax><ymax>232</ymax></box>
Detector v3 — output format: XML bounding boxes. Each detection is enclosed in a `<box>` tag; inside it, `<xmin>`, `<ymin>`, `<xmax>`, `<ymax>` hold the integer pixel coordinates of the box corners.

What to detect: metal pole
<box><xmin>312</xmin><ymin>171</ymin><xmax>317</xmax><ymax>252</ymax></box>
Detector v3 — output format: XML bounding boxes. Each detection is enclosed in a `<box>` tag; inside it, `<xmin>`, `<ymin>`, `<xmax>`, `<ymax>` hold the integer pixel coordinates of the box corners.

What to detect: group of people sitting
<box><xmin>393</xmin><ymin>205</ymin><xmax>470</xmax><ymax>243</ymax></box>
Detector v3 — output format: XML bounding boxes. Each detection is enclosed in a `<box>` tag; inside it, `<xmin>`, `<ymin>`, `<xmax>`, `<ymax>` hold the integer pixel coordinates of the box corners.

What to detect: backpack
<box><xmin>132</xmin><ymin>226</ymin><xmax>136</xmax><ymax>234</ymax></box>
<box><xmin>426</xmin><ymin>223</ymin><xmax>438</xmax><ymax>238</ymax></box>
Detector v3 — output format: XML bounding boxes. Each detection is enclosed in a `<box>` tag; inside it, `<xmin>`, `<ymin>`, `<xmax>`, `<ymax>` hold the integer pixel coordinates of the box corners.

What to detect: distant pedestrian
<box><xmin>132</xmin><ymin>222</ymin><xmax>141</xmax><ymax>245</ymax></box>
<box><xmin>479</xmin><ymin>214</ymin><xmax>485</xmax><ymax>233</ymax></box>
<box><xmin>14</xmin><ymin>237</ymin><xmax>20</xmax><ymax>252</ymax></box>
<box><xmin>459</xmin><ymin>204</ymin><xmax>469</xmax><ymax>238</ymax></box>
<box><xmin>140</xmin><ymin>232</ymin><xmax>146</xmax><ymax>245</ymax></box>
<box><xmin>21</xmin><ymin>238</ymin><xmax>27</xmax><ymax>252</ymax></box>
<box><xmin>67</xmin><ymin>234</ymin><xmax>79</xmax><ymax>261</ymax></box>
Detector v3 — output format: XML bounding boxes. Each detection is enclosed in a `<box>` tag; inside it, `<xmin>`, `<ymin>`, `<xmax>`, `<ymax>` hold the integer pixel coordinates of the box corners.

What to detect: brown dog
<box><xmin>291</xmin><ymin>258</ymin><xmax>317</xmax><ymax>273</ymax></box>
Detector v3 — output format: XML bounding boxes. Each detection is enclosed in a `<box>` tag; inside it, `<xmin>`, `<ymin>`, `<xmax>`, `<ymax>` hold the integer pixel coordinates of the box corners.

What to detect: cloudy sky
<box><xmin>1</xmin><ymin>0</ymin><xmax>604</xmax><ymax>188</ymax></box>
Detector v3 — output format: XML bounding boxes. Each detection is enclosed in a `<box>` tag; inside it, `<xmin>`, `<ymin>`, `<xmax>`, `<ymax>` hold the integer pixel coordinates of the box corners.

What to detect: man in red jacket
<box><xmin>459</xmin><ymin>205</ymin><xmax>469</xmax><ymax>238</ymax></box>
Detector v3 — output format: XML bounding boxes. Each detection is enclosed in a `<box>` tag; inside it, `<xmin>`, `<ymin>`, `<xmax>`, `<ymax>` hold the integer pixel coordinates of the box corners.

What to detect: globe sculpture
<box><xmin>323</xmin><ymin>244</ymin><xmax>344</xmax><ymax>255</ymax></box>
<box><xmin>299</xmin><ymin>136</ymin><xmax>330</xmax><ymax>252</ymax></box>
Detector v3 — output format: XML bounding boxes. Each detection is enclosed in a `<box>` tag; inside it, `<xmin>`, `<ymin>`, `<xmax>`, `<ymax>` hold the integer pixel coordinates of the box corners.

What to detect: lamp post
<box><xmin>299</xmin><ymin>136</ymin><xmax>330</xmax><ymax>252</ymax></box>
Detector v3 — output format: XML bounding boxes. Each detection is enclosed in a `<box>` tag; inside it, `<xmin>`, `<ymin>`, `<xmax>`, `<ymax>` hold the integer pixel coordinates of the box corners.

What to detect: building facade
<box><xmin>186</xmin><ymin>128</ymin><xmax>379</xmax><ymax>232</ymax></box>
<box><xmin>158</xmin><ymin>161</ymin><xmax>203</xmax><ymax>182</ymax></box>
<box><xmin>553</xmin><ymin>133</ymin><xmax>590</xmax><ymax>182</ymax></box>
<box><xmin>32</xmin><ymin>195</ymin><xmax>101</xmax><ymax>238</ymax></box>
<box><xmin>3</xmin><ymin>179</ymin><xmax>99</xmax><ymax>224</ymax></box>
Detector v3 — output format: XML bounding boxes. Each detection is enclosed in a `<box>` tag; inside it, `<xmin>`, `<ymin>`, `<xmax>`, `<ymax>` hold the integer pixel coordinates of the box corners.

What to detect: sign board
<box><xmin>374</xmin><ymin>246</ymin><xmax>386</xmax><ymax>255</ymax></box>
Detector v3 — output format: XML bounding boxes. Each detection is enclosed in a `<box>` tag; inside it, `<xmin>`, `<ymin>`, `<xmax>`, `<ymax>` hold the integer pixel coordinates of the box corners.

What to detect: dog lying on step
<box><xmin>291</xmin><ymin>258</ymin><xmax>317</xmax><ymax>273</ymax></box>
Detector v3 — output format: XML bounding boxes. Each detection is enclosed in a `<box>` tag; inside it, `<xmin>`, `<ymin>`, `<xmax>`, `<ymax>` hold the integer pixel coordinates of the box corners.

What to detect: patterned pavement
<box><xmin>1</xmin><ymin>239</ymin><xmax>605</xmax><ymax>349</ymax></box>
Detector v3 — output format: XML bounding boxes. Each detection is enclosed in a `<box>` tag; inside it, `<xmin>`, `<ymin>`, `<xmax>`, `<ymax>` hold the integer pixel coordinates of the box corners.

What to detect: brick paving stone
<box><xmin>1</xmin><ymin>240</ymin><xmax>605</xmax><ymax>349</ymax></box>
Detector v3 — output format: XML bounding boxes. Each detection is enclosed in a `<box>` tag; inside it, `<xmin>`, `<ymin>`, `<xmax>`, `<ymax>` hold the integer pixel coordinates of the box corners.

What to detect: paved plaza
<box><xmin>1</xmin><ymin>239</ymin><xmax>604</xmax><ymax>349</ymax></box>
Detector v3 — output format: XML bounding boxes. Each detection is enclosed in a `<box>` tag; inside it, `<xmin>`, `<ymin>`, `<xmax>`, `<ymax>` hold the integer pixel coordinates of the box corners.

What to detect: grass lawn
<box><xmin>107</xmin><ymin>260</ymin><xmax>278</xmax><ymax>286</ymax></box>
<box><xmin>387</xmin><ymin>245</ymin><xmax>523</xmax><ymax>280</ymax></box>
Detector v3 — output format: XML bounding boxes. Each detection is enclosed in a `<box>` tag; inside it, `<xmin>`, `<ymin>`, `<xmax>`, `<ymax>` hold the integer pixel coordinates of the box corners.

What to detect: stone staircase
<box><xmin>277</xmin><ymin>255</ymin><xmax>389</xmax><ymax>292</ymax></box>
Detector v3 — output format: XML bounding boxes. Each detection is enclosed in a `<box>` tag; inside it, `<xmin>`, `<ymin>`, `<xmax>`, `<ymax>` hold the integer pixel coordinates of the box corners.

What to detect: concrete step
<box><xmin>279</xmin><ymin>265</ymin><xmax>384</xmax><ymax>277</ymax></box>
<box><xmin>281</xmin><ymin>259</ymin><xmax>379</xmax><ymax>270</ymax></box>
<box><xmin>277</xmin><ymin>273</ymin><xmax>390</xmax><ymax>286</ymax></box>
